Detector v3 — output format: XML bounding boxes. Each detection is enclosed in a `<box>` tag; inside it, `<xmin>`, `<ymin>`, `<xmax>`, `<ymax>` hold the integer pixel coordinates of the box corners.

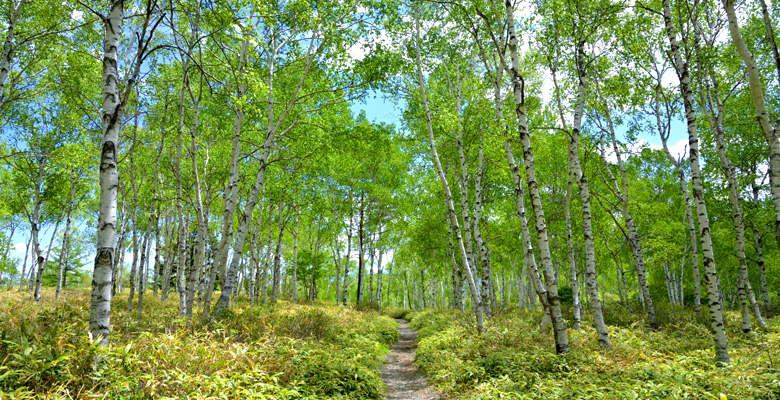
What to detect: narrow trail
<box><xmin>381</xmin><ymin>319</ymin><xmax>440</xmax><ymax>400</ymax></box>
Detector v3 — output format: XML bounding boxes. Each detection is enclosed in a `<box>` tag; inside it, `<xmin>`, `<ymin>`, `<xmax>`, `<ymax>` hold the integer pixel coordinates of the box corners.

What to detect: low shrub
<box><xmin>383</xmin><ymin>308</ymin><xmax>411</xmax><ymax>319</ymax></box>
<box><xmin>413</xmin><ymin>305</ymin><xmax>780</xmax><ymax>399</ymax></box>
<box><xmin>0</xmin><ymin>288</ymin><xmax>396</xmax><ymax>399</ymax></box>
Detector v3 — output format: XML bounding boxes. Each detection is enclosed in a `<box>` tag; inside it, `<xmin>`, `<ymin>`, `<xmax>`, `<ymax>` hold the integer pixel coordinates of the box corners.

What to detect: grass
<box><xmin>0</xmin><ymin>287</ymin><xmax>398</xmax><ymax>399</ymax></box>
<box><xmin>410</xmin><ymin>303</ymin><xmax>780</xmax><ymax>399</ymax></box>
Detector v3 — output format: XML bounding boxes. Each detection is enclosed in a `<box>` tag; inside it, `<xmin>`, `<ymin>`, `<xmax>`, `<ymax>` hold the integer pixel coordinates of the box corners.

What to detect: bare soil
<box><xmin>380</xmin><ymin>319</ymin><xmax>440</xmax><ymax>400</ymax></box>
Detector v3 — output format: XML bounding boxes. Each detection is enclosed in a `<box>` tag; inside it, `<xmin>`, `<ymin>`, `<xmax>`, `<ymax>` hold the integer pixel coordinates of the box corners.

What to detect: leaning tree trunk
<box><xmin>597</xmin><ymin>84</ymin><xmax>657</xmax><ymax>328</ymax></box>
<box><xmin>500</xmin><ymin>2</ymin><xmax>570</xmax><ymax>351</ymax></box>
<box><xmin>0</xmin><ymin>0</ymin><xmax>22</xmax><ymax>102</ymax></box>
<box><xmin>655</xmin><ymin>83</ymin><xmax>701</xmax><ymax>313</ymax></box>
<box><xmin>90</xmin><ymin>0</ymin><xmax>124</xmax><ymax>345</ymax></box>
<box><xmin>663</xmin><ymin>0</ymin><xmax>729</xmax><ymax>364</ymax></box>
<box><xmin>568</xmin><ymin>40</ymin><xmax>610</xmax><ymax>347</ymax></box>
<box><xmin>414</xmin><ymin>8</ymin><xmax>484</xmax><ymax>332</ymax></box>
<box><xmin>700</xmin><ymin>79</ymin><xmax>766</xmax><ymax>330</ymax></box>
<box><xmin>212</xmin><ymin>38</ymin><xmax>250</xmax><ymax>291</ymax></box>
<box><xmin>722</xmin><ymin>0</ymin><xmax>780</xmax><ymax>253</ymax></box>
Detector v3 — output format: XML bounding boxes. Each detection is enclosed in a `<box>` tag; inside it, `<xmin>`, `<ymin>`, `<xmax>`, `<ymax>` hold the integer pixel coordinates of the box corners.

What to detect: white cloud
<box><xmin>71</xmin><ymin>10</ymin><xmax>84</xmax><ymax>22</ymax></box>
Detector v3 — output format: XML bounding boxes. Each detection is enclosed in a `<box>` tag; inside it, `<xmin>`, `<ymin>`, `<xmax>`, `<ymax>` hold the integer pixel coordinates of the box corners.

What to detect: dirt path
<box><xmin>381</xmin><ymin>319</ymin><xmax>440</xmax><ymax>400</ymax></box>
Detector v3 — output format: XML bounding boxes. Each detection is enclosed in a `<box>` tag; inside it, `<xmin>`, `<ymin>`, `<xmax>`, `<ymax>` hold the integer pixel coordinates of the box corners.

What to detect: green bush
<box><xmin>0</xmin><ymin>289</ymin><xmax>395</xmax><ymax>399</ymax></box>
<box><xmin>383</xmin><ymin>308</ymin><xmax>411</xmax><ymax>319</ymax></box>
<box><xmin>413</xmin><ymin>306</ymin><xmax>780</xmax><ymax>399</ymax></box>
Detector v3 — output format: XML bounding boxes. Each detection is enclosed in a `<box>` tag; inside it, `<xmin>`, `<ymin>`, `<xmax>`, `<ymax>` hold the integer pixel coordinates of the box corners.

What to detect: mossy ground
<box><xmin>0</xmin><ymin>288</ymin><xmax>398</xmax><ymax>399</ymax></box>
<box><xmin>408</xmin><ymin>303</ymin><xmax>780</xmax><ymax>399</ymax></box>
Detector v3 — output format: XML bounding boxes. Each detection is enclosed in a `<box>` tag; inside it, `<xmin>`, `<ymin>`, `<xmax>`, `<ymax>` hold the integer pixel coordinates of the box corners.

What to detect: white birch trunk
<box><xmin>700</xmin><ymin>80</ymin><xmax>766</xmax><ymax>330</ymax></box>
<box><xmin>503</xmin><ymin>1</ymin><xmax>570</xmax><ymax>351</ymax></box>
<box><xmin>56</xmin><ymin>168</ymin><xmax>77</xmax><ymax>300</ymax></box>
<box><xmin>568</xmin><ymin>41</ymin><xmax>609</xmax><ymax>347</ymax></box>
<box><xmin>292</xmin><ymin>203</ymin><xmax>299</xmax><ymax>304</ymax></box>
<box><xmin>597</xmin><ymin>84</ymin><xmax>657</xmax><ymax>327</ymax></box>
<box><xmin>414</xmin><ymin>8</ymin><xmax>484</xmax><ymax>332</ymax></box>
<box><xmin>90</xmin><ymin>0</ymin><xmax>124</xmax><ymax>345</ymax></box>
<box><xmin>663</xmin><ymin>0</ymin><xmax>729</xmax><ymax>363</ymax></box>
<box><xmin>722</xmin><ymin>0</ymin><xmax>780</xmax><ymax>252</ymax></box>
<box><xmin>0</xmin><ymin>0</ymin><xmax>22</xmax><ymax>102</ymax></box>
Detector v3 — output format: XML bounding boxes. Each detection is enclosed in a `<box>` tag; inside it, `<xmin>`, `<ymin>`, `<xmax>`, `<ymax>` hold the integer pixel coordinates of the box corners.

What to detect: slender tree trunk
<box><xmin>56</xmin><ymin>168</ymin><xmax>77</xmax><ymax>300</ymax></box>
<box><xmin>357</xmin><ymin>195</ymin><xmax>365</xmax><ymax>305</ymax></box>
<box><xmin>414</xmin><ymin>8</ymin><xmax>484</xmax><ymax>332</ymax></box>
<box><xmin>292</xmin><ymin>202</ymin><xmax>299</xmax><ymax>304</ymax></box>
<box><xmin>0</xmin><ymin>0</ymin><xmax>22</xmax><ymax>102</ymax></box>
<box><xmin>375</xmin><ymin>230</ymin><xmax>384</xmax><ymax>306</ymax></box>
<box><xmin>655</xmin><ymin>84</ymin><xmax>701</xmax><ymax>313</ymax></box>
<box><xmin>446</xmin><ymin>217</ymin><xmax>463</xmax><ymax>310</ymax></box>
<box><xmin>90</xmin><ymin>0</ymin><xmax>124</xmax><ymax>345</ymax></box>
<box><xmin>136</xmin><ymin>234</ymin><xmax>149</xmax><ymax>318</ymax></box>
<box><xmin>270</xmin><ymin>203</ymin><xmax>285</xmax><ymax>304</ymax></box>
<box><xmin>597</xmin><ymin>84</ymin><xmax>657</xmax><ymax>327</ymax></box>
<box><xmin>19</xmin><ymin>235</ymin><xmax>30</xmax><ymax>292</ymax></box>
<box><xmin>700</xmin><ymin>79</ymin><xmax>766</xmax><ymax>330</ymax></box>
<box><xmin>664</xmin><ymin>0</ymin><xmax>729</xmax><ymax>364</ymax></box>
<box><xmin>501</xmin><ymin>1</ymin><xmax>570</xmax><ymax>351</ymax></box>
<box><xmin>751</xmin><ymin>183</ymin><xmax>771</xmax><ymax>312</ymax></box>
<box><xmin>564</xmin><ymin>164</ymin><xmax>581</xmax><ymax>328</ymax></box>
<box><xmin>342</xmin><ymin>213</ymin><xmax>353</xmax><ymax>306</ymax></box>
<box><xmin>161</xmin><ymin>214</ymin><xmax>176</xmax><ymax>302</ymax></box>
<box><xmin>568</xmin><ymin>40</ymin><xmax>610</xmax><ymax>346</ymax></box>
<box><xmin>213</xmin><ymin>39</ymin><xmax>250</xmax><ymax>292</ymax></box>
<box><xmin>187</xmin><ymin>86</ymin><xmax>206</xmax><ymax>321</ymax></box>
<box><xmin>722</xmin><ymin>0</ymin><xmax>780</xmax><ymax>252</ymax></box>
<box><xmin>29</xmin><ymin>159</ymin><xmax>44</xmax><ymax>301</ymax></box>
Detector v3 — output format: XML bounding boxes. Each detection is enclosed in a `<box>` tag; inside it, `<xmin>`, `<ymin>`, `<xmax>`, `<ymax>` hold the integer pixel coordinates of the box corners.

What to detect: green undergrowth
<box><xmin>0</xmin><ymin>288</ymin><xmax>398</xmax><ymax>399</ymax></box>
<box><xmin>410</xmin><ymin>304</ymin><xmax>780</xmax><ymax>399</ymax></box>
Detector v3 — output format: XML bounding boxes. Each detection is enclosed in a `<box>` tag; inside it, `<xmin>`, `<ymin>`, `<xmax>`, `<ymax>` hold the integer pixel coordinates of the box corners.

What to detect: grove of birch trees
<box><xmin>0</xmin><ymin>0</ymin><xmax>779</xmax><ymax>367</ymax></box>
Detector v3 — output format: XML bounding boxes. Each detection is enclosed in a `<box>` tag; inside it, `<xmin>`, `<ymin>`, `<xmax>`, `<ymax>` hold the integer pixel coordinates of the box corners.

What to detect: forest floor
<box><xmin>2</xmin><ymin>289</ymin><xmax>779</xmax><ymax>399</ymax></box>
<box><xmin>381</xmin><ymin>319</ymin><xmax>440</xmax><ymax>400</ymax></box>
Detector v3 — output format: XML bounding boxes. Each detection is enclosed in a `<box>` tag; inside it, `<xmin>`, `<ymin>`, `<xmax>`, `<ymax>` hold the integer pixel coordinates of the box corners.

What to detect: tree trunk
<box><xmin>137</xmin><ymin>234</ymin><xmax>149</xmax><ymax>318</ymax></box>
<box><xmin>700</xmin><ymin>78</ymin><xmax>766</xmax><ymax>330</ymax></box>
<box><xmin>213</xmin><ymin>38</ymin><xmax>250</xmax><ymax>292</ymax></box>
<box><xmin>663</xmin><ymin>0</ymin><xmax>730</xmax><ymax>364</ymax></box>
<box><xmin>0</xmin><ymin>0</ymin><xmax>22</xmax><ymax>102</ymax></box>
<box><xmin>597</xmin><ymin>83</ymin><xmax>657</xmax><ymax>327</ymax></box>
<box><xmin>90</xmin><ymin>0</ymin><xmax>124</xmax><ymax>345</ymax></box>
<box><xmin>751</xmin><ymin>183</ymin><xmax>771</xmax><ymax>312</ymax></box>
<box><xmin>342</xmin><ymin>213</ymin><xmax>353</xmax><ymax>306</ymax></box>
<box><xmin>568</xmin><ymin>40</ymin><xmax>610</xmax><ymax>347</ymax></box>
<box><xmin>56</xmin><ymin>168</ymin><xmax>77</xmax><ymax>300</ymax></box>
<box><xmin>292</xmin><ymin>202</ymin><xmax>299</xmax><ymax>304</ymax></box>
<box><xmin>357</xmin><ymin>195</ymin><xmax>365</xmax><ymax>305</ymax></box>
<box><xmin>501</xmin><ymin>1</ymin><xmax>570</xmax><ymax>351</ymax></box>
<box><xmin>270</xmin><ymin>203</ymin><xmax>285</xmax><ymax>304</ymax></box>
<box><xmin>414</xmin><ymin>7</ymin><xmax>484</xmax><ymax>332</ymax></box>
<box><xmin>722</xmin><ymin>0</ymin><xmax>780</xmax><ymax>253</ymax></box>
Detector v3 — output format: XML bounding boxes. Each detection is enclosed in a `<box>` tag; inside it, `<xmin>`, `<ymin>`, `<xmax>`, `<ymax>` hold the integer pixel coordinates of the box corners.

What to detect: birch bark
<box><xmin>90</xmin><ymin>0</ymin><xmax>124</xmax><ymax>345</ymax></box>
<box><xmin>568</xmin><ymin>40</ymin><xmax>609</xmax><ymax>347</ymax></box>
<box><xmin>56</xmin><ymin>168</ymin><xmax>77</xmax><ymax>300</ymax></box>
<box><xmin>722</xmin><ymin>0</ymin><xmax>780</xmax><ymax>252</ymax></box>
<box><xmin>414</xmin><ymin>8</ymin><xmax>484</xmax><ymax>332</ymax></box>
<box><xmin>595</xmin><ymin>82</ymin><xmax>657</xmax><ymax>328</ymax></box>
<box><xmin>663</xmin><ymin>0</ymin><xmax>729</xmax><ymax>363</ymax></box>
<box><xmin>699</xmin><ymin>76</ymin><xmax>766</xmax><ymax>330</ymax></box>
